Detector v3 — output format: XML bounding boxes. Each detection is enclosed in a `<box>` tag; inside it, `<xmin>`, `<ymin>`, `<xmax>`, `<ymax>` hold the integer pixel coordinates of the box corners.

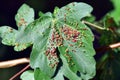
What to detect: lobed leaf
<box><xmin>55</xmin><ymin>10</ymin><xmax>96</xmax><ymax>79</ymax></box>
<box><xmin>15</xmin><ymin>4</ymin><xmax>34</xmax><ymax>29</ymax></box>
<box><xmin>0</xmin><ymin>2</ymin><xmax>96</xmax><ymax>80</ymax></box>
<box><xmin>0</xmin><ymin>4</ymin><xmax>35</xmax><ymax>51</ymax></box>
<box><xmin>54</xmin><ymin>2</ymin><xmax>93</xmax><ymax>21</ymax></box>
<box><xmin>0</xmin><ymin>26</ymin><xmax>17</xmax><ymax>46</ymax></box>
<box><xmin>14</xmin><ymin>4</ymin><xmax>35</xmax><ymax>51</ymax></box>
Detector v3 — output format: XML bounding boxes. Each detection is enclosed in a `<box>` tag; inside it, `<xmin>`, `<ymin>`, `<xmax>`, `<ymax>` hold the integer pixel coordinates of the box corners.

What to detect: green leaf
<box><xmin>82</xmin><ymin>14</ymin><xmax>95</xmax><ymax>23</ymax></box>
<box><xmin>53</xmin><ymin>69</ymin><xmax>64</xmax><ymax>80</ymax></box>
<box><xmin>0</xmin><ymin>2</ymin><xmax>96</xmax><ymax>80</ymax></box>
<box><xmin>14</xmin><ymin>4</ymin><xmax>34</xmax><ymax>51</ymax></box>
<box><xmin>20</xmin><ymin>70</ymin><xmax>34</xmax><ymax>80</ymax></box>
<box><xmin>57</xmin><ymin>46</ymin><xmax>82</xmax><ymax>80</ymax></box>
<box><xmin>38</xmin><ymin>11</ymin><xmax>44</xmax><ymax>17</ymax></box>
<box><xmin>34</xmin><ymin>68</ymin><xmax>52</xmax><ymax>80</ymax></box>
<box><xmin>99</xmin><ymin>15</ymin><xmax>119</xmax><ymax>46</ymax></box>
<box><xmin>29</xmin><ymin>14</ymin><xmax>59</xmax><ymax>78</ymax></box>
<box><xmin>0</xmin><ymin>4</ymin><xmax>34</xmax><ymax>51</ymax></box>
<box><xmin>0</xmin><ymin>26</ymin><xmax>17</xmax><ymax>46</ymax></box>
<box><xmin>54</xmin><ymin>2</ymin><xmax>93</xmax><ymax>21</ymax></box>
<box><xmin>103</xmin><ymin>15</ymin><xmax>117</xmax><ymax>28</ymax></box>
<box><xmin>15</xmin><ymin>12</ymin><xmax>53</xmax><ymax>44</ymax></box>
<box><xmin>58</xmin><ymin>45</ymin><xmax>95</xmax><ymax>80</ymax></box>
<box><xmin>55</xmin><ymin>16</ymin><xmax>95</xmax><ymax>79</ymax></box>
<box><xmin>53</xmin><ymin>7</ymin><xmax>60</xmax><ymax>16</ymax></box>
<box><xmin>110</xmin><ymin>0</ymin><xmax>120</xmax><ymax>23</ymax></box>
<box><xmin>15</xmin><ymin>4</ymin><xmax>34</xmax><ymax>30</ymax></box>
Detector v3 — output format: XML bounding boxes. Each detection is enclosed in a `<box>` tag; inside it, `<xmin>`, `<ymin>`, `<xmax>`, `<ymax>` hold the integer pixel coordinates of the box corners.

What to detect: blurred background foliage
<box><xmin>0</xmin><ymin>0</ymin><xmax>118</xmax><ymax>80</ymax></box>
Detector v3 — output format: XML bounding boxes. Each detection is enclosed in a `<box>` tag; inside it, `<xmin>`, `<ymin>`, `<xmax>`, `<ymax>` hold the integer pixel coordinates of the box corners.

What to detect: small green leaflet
<box><xmin>34</xmin><ymin>68</ymin><xmax>53</xmax><ymax>80</ymax></box>
<box><xmin>20</xmin><ymin>70</ymin><xmax>34</xmax><ymax>80</ymax></box>
<box><xmin>0</xmin><ymin>2</ymin><xmax>96</xmax><ymax>80</ymax></box>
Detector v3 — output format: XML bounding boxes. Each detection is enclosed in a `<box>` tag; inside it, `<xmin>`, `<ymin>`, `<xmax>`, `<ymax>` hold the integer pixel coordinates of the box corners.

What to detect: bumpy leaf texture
<box><xmin>0</xmin><ymin>4</ymin><xmax>34</xmax><ymax>51</ymax></box>
<box><xmin>0</xmin><ymin>2</ymin><xmax>96</xmax><ymax>80</ymax></box>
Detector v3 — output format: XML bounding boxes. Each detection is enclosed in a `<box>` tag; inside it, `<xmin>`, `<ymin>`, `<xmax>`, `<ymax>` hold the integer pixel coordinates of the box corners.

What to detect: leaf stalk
<box><xmin>82</xmin><ymin>20</ymin><xmax>108</xmax><ymax>30</ymax></box>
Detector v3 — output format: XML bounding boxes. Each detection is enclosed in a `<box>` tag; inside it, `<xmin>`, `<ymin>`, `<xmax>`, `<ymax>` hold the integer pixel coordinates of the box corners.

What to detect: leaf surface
<box><xmin>34</xmin><ymin>68</ymin><xmax>52</xmax><ymax>80</ymax></box>
<box><xmin>0</xmin><ymin>26</ymin><xmax>17</xmax><ymax>46</ymax></box>
<box><xmin>55</xmin><ymin>2</ymin><xmax>93</xmax><ymax>21</ymax></box>
<box><xmin>15</xmin><ymin>4</ymin><xmax>34</xmax><ymax>29</ymax></box>
<box><xmin>0</xmin><ymin>4</ymin><xmax>35</xmax><ymax>51</ymax></box>
<box><xmin>20</xmin><ymin>70</ymin><xmax>34</xmax><ymax>80</ymax></box>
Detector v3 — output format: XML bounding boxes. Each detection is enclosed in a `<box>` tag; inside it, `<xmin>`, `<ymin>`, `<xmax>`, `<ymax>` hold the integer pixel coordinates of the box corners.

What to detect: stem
<box><xmin>82</xmin><ymin>20</ymin><xmax>107</xmax><ymax>30</ymax></box>
<box><xmin>109</xmin><ymin>42</ymin><xmax>120</xmax><ymax>49</ymax></box>
<box><xmin>9</xmin><ymin>64</ymin><xmax>30</xmax><ymax>80</ymax></box>
<box><xmin>0</xmin><ymin>58</ymin><xmax>29</xmax><ymax>68</ymax></box>
<box><xmin>96</xmin><ymin>42</ymin><xmax>120</xmax><ymax>53</ymax></box>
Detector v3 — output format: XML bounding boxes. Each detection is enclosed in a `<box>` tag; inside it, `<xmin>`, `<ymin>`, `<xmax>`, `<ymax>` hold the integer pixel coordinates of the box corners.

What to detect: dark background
<box><xmin>0</xmin><ymin>0</ymin><xmax>113</xmax><ymax>80</ymax></box>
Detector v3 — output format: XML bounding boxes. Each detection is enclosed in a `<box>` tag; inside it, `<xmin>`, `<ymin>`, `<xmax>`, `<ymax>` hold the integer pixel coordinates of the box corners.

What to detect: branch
<box><xmin>96</xmin><ymin>42</ymin><xmax>120</xmax><ymax>53</ymax></box>
<box><xmin>109</xmin><ymin>42</ymin><xmax>120</xmax><ymax>49</ymax></box>
<box><xmin>0</xmin><ymin>58</ymin><xmax>30</xmax><ymax>68</ymax></box>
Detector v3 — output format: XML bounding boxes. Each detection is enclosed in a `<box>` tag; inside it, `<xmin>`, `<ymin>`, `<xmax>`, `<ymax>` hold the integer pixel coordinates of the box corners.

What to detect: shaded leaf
<box><xmin>96</xmin><ymin>50</ymin><xmax>120</xmax><ymax>80</ymax></box>
<box><xmin>99</xmin><ymin>15</ymin><xmax>119</xmax><ymax>46</ymax></box>
<box><xmin>110</xmin><ymin>0</ymin><xmax>120</xmax><ymax>23</ymax></box>
<box><xmin>103</xmin><ymin>15</ymin><xmax>117</xmax><ymax>28</ymax></box>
